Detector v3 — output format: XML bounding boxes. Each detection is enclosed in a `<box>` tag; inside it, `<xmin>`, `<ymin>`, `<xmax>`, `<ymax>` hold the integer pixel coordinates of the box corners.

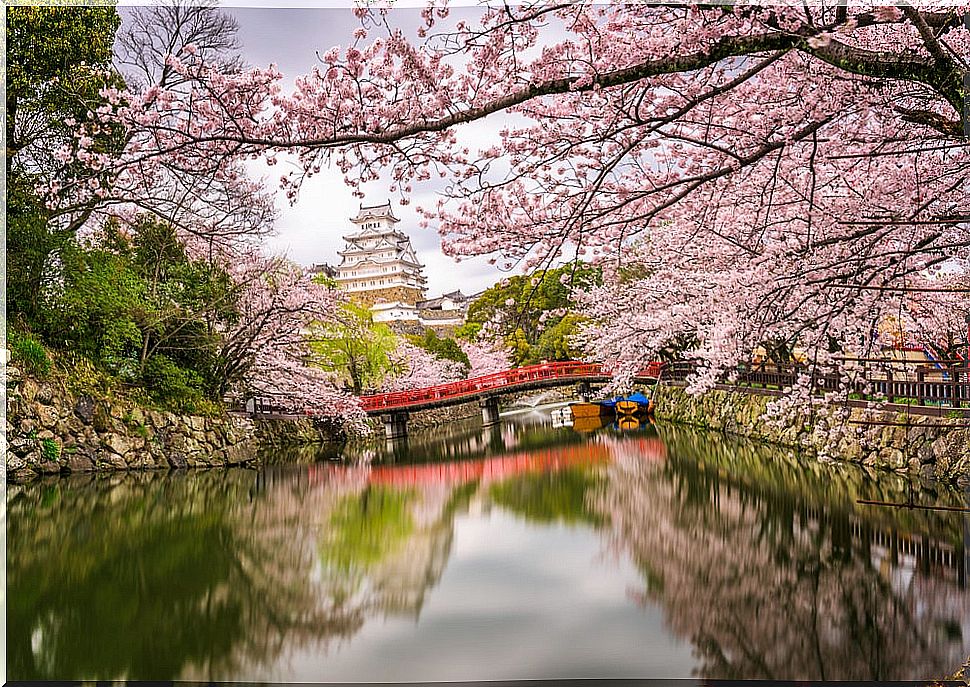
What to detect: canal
<box><xmin>7</xmin><ymin>406</ymin><xmax>969</xmax><ymax>681</ymax></box>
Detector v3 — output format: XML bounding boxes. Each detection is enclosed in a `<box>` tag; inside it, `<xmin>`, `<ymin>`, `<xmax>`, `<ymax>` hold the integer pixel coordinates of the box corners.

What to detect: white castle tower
<box><xmin>335</xmin><ymin>201</ymin><xmax>428</xmax><ymax>308</ymax></box>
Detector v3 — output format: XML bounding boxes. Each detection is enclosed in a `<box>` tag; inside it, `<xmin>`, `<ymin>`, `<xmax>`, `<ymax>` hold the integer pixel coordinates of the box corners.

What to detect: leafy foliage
<box><xmin>32</xmin><ymin>219</ymin><xmax>236</xmax><ymax>397</ymax></box>
<box><xmin>8</xmin><ymin>329</ymin><xmax>51</xmax><ymax>378</ymax></box>
<box><xmin>408</xmin><ymin>329</ymin><xmax>470</xmax><ymax>369</ymax></box>
<box><xmin>40</xmin><ymin>438</ymin><xmax>60</xmax><ymax>462</ymax></box>
<box><xmin>140</xmin><ymin>354</ymin><xmax>207</xmax><ymax>412</ymax></box>
<box><xmin>458</xmin><ymin>264</ymin><xmax>601</xmax><ymax>365</ymax></box>
<box><xmin>309</xmin><ymin>302</ymin><xmax>401</xmax><ymax>394</ymax></box>
<box><xmin>6</xmin><ymin>5</ymin><xmax>121</xmax><ymax>168</ymax></box>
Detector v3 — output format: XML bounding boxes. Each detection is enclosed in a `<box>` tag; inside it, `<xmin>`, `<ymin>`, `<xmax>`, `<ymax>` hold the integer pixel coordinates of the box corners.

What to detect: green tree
<box><xmin>309</xmin><ymin>302</ymin><xmax>401</xmax><ymax>394</ymax></box>
<box><xmin>5</xmin><ymin>178</ymin><xmax>70</xmax><ymax>326</ymax></box>
<box><xmin>458</xmin><ymin>263</ymin><xmax>601</xmax><ymax>365</ymax></box>
<box><xmin>408</xmin><ymin>329</ymin><xmax>470</xmax><ymax>369</ymax></box>
<box><xmin>536</xmin><ymin>313</ymin><xmax>586</xmax><ymax>362</ymax></box>
<box><xmin>6</xmin><ymin>5</ymin><xmax>121</xmax><ymax>168</ymax></box>
<box><xmin>6</xmin><ymin>5</ymin><xmax>124</xmax><ymax>329</ymax></box>
<box><xmin>127</xmin><ymin>218</ymin><xmax>236</xmax><ymax>382</ymax></box>
<box><xmin>46</xmin><ymin>228</ymin><xmax>147</xmax><ymax>372</ymax></box>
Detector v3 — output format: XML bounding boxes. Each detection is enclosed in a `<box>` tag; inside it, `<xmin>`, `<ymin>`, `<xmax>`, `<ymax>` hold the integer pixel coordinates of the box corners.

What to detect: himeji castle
<box><xmin>332</xmin><ymin>201</ymin><xmax>470</xmax><ymax>334</ymax></box>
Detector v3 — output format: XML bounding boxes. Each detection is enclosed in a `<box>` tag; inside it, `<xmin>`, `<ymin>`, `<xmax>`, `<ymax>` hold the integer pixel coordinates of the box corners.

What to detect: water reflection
<box><xmin>7</xmin><ymin>412</ymin><xmax>968</xmax><ymax>681</ymax></box>
<box><xmin>596</xmin><ymin>427</ymin><xmax>969</xmax><ymax>680</ymax></box>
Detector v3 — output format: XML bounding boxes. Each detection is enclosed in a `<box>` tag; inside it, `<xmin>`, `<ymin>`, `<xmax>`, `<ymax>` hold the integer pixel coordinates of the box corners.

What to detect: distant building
<box><xmin>309</xmin><ymin>263</ymin><xmax>338</xmax><ymax>279</ymax></box>
<box><xmin>336</xmin><ymin>202</ymin><xmax>428</xmax><ymax>308</ymax></box>
<box><xmin>332</xmin><ymin>201</ymin><xmax>471</xmax><ymax>335</ymax></box>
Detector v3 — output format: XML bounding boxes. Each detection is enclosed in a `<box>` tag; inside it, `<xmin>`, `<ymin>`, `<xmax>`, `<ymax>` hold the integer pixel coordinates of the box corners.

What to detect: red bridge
<box><xmin>359</xmin><ymin>360</ymin><xmax>663</xmax><ymax>415</ymax></box>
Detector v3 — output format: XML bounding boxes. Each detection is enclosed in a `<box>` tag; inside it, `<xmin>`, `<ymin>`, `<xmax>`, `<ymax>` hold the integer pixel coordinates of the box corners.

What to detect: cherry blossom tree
<box><xmin>115</xmin><ymin>0</ymin><xmax>244</xmax><ymax>92</ymax></box>
<box><xmin>43</xmin><ymin>0</ymin><xmax>274</xmax><ymax>247</ymax></box>
<box><xmin>384</xmin><ymin>339</ymin><xmax>466</xmax><ymax>391</ymax></box>
<box><xmin>216</xmin><ymin>251</ymin><xmax>368</xmax><ymax>434</ymax></box>
<box><xmin>460</xmin><ymin>340</ymin><xmax>513</xmax><ymax>377</ymax></box>
<box><xmin>58</xmin><ymin>3</ymin><xmax>969</xmax><ymax>399</ymax></box>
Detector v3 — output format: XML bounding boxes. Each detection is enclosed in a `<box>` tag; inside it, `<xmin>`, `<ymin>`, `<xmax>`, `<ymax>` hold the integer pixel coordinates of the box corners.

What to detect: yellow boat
<box><xmin>616</xmin><ymin>399</ymin><xmax>639</xmax><ymax>415</ymax></box>
<box><xmin>570</xmin><ymin>402</ymin><xmax>611</xmax><ymax>420</ymax></box>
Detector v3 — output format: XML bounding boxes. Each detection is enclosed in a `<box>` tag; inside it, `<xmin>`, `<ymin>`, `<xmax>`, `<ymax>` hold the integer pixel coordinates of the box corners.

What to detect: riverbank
<box><xmin>4</xmin><ymin>368</ymin><xmax>347</xmax><ymax>482</ymax></box>
<box><xmin>5</xmin><ymin>369</ymin><xmax>257</xmax><ymax>482</ymax></box>
<box><xmin>653</xmin><ymin>384</ymin><xmax>970</xmax><ymax>483</ymax></box>
<box><xmin>9</xmin><ymin>365</ymin><xmax>969</xmax><ymax>484</ymax></box>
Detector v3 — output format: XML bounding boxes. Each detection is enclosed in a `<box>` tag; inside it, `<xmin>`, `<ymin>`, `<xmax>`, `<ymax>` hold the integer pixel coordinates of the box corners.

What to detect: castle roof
<box><xmin>351</xmin><ymin>201</ymin><xmax>399</xmax><ymax>224</ymax></box>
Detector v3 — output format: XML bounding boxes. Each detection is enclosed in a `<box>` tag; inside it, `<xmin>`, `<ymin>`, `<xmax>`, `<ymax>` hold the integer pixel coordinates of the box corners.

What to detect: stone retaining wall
<box><xmin>253</xmin><ymin>416</ymin><xmax>345</xmax><ymax>446</ymax></box>
<box><xmin>5</xmin><ymin>374</ymin><xmax>258</xmax><ymax>482</ymax></box>
<box><xmin>654</xmin><ymin>384</ymin><xmax>970</xmax><ymax>482</ymax></box>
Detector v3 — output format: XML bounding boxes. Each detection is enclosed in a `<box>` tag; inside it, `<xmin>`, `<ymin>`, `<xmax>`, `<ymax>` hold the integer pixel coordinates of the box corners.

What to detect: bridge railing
<box><xmin>359</xmin><ymin>360</ymin><xmax>663</xmax><ymax>412</ymax></box>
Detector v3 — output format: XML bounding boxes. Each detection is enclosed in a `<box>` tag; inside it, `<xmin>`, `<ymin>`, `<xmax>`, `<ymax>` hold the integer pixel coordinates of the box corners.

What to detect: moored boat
<box><xmin>570</xmin><ymin>402</ymin><xmax>611</xmax><ymax>419</ymax></box>
<box><xmin>616</xmin><ymin>399</ymin><xmax>639</xmax><ymax>415</ymax></box>
<box><xmin>612</xmin><ymin>391</ymin><xmax>653</xmax><ymax>416</ymax></box>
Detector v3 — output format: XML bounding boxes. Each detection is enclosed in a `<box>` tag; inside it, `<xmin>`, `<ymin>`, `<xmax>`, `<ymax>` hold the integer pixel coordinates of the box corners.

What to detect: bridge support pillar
<box><xmin>382</xmin><ymin>411</ymin><xmax>409</xmax><ymax>440</ymax></box>
<box><xmin>480</xmin><ymin>396</ymin><xmax>501</xmax><ymax>426</ymax></box>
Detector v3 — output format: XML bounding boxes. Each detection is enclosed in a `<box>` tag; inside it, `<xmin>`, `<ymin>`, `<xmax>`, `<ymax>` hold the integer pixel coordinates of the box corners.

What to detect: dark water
<box><xmin>7</xmin><ymin>406</ymin><xmax>970</xmax><ymax>681</ymax></box>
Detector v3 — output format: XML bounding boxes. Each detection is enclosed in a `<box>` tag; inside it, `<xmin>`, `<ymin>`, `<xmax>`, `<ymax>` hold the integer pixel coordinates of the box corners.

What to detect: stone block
<box><xmin>102</xmin><ymin>433</ymin><xmax>132</xmax><ymax>456</ymax></box>
<box><xmin>65</xmin><ymin>451</ymin><xmax>96</xmax><ymax>472</ymax></box>
<box><xmin>9</xmin><ymin>437</ymin><xmax>33</xmax><ymax>455</ymax></box>
<box><xmin>127</xmin><ymin>452</ymin><xmax>154</xmax><ymax>469</ymax></box>
<box><xmin>101</xmin><ymin>451</ymin><xmax>128</xmax><ymax>469</ymax></box>
<box><xmin>92</xmin><ymin>404</ymin><xmax>113</xmax><ymax>433</ymax></box>
<box><xmin>36</xmin><ymin>404</ymin><xmax>59</xmax><ymax>428</ymax></box>
<box><xmin>36</xmin><ymin>383</ymin><xmax>54</xmax><ymax>404</ymax></box>
<box><xmin>75</xmin><ymin>395</ymin><xmax>97</xmax><ymax>423</ymax></box>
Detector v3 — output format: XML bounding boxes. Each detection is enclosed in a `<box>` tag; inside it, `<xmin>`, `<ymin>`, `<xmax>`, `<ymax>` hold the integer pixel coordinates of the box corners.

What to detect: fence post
<box><xmin>953</xmin><ymin>367</ymin><xmax>962</xmax><ymax>409</ymax></box>
<box><xmin>917</xmin><ymin>368</ymin><xmax>925</xmax><ymax>406</ymax></box>
<box><xmin>886</xmin><ymin>368</ymin><xmax>895</xmax><ymax>403</ymax></box>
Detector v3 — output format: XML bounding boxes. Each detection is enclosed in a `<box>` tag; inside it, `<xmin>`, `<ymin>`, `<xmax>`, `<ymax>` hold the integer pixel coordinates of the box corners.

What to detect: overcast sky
<box><xmin>222</xmin><ymin>5</ymin><xmax>509</xmax><ymax>296</ymax></box>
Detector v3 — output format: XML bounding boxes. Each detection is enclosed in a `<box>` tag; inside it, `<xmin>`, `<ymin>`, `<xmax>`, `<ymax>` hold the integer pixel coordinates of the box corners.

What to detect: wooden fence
<box><xmin>663</xmin><ymin>360</ymin><xmax>970</xmax><ymax>408</ymax></box>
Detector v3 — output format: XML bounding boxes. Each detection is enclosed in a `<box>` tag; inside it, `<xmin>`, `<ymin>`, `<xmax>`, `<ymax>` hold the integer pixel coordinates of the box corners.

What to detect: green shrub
<box><xmin>40</xmin><ymin>438</ymin><xmax>59</xmax><ymax>462</ymax></box>
<box><xmin>141</xmin><ymin>354</ymin><xmax>206</xmax><ymax>412</ymax></box>
<box><xmin>9</xmin><ymin>329</ymin><xmax>51</xmax><ymax>377</ymax></box>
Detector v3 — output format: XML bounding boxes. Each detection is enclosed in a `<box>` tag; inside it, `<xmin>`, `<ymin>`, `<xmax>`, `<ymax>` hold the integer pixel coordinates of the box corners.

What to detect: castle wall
<box><xmin>349</xmin><ymin>286</ymin><xmax>427</xmax><ymax>308</ymax></box>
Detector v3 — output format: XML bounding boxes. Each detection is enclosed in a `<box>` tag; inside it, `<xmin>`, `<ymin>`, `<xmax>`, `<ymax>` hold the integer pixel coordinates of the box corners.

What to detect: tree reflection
<box><xmin>7</xmin><ymin>468</ymin><xmax>370</xmax><ymax>680</ymax></box>
<box><xmin>489</xmin><ymin>466</ymin><xmax>605</xmax><ymax>527</ymax></box>
<box><xmin>592</xmin><ymin>428</ymin><xmax>969</xmax><ymax>680</ymax></box>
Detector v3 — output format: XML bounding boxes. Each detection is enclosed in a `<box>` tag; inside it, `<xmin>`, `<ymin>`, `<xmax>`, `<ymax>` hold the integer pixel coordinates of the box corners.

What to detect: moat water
<box><xmin>7</xmin><ymin>407</ymin><xmax>970</xmax><ymax>681</ymax></box>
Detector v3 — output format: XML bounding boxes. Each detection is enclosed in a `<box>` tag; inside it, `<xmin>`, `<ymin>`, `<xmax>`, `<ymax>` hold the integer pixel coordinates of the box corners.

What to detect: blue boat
<box><xmin>600</xmin><ymin>392</ymin><xmax>652</xmax><ymax>415</ymax></box>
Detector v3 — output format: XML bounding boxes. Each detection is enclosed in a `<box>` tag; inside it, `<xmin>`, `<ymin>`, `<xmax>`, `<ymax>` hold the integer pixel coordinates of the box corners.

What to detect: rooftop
<box><xmin>351</xmin><ymin>200</ymin><xmax>399</xmax><ymax>224</ymax></box>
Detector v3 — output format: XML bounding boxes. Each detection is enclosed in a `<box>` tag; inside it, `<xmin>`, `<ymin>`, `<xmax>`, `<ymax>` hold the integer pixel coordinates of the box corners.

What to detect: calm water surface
<box><xmin>8</xmin><ymin>407</ymin><xmax>970</xmax><ymax>681</ymax></box>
